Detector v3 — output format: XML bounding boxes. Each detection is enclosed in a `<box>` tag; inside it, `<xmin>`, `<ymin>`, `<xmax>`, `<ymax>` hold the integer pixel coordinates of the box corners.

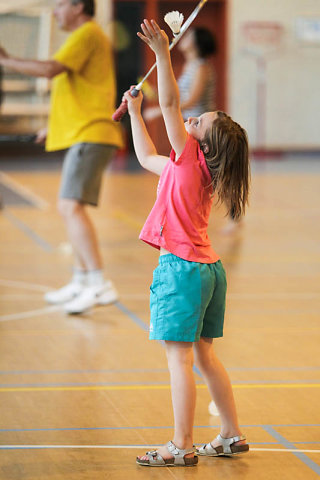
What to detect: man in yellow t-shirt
<box><xmin>0</xmin><ymin>0</ymin><xmax>123</xmax><ymax>314</ymax></box>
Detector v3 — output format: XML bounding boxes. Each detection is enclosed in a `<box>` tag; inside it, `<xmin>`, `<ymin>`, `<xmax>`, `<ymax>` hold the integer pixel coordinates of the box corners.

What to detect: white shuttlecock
<box><xmin>208</xmin><ymin>400</ymin><xmax>219</xmax><ymax>416</ymax></box>
<box><xmin>164</xmin><ymin>11</ymin><xmax>184</xmax><ymax>35</ymax></box>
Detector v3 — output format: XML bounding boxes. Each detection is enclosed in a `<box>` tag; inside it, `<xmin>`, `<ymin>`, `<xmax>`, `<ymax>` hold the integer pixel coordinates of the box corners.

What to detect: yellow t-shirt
<box><xmin>46</xmin><ymin>21</ymin><xmax>123</xmax><ymax>151</ymax></box>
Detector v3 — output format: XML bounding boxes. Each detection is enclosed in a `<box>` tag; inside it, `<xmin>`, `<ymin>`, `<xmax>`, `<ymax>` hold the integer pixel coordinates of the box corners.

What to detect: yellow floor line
<box><xmin>111</xmin><ymin>209</ymin><xmax>143</xmax><ymax>231</ymax></box>
<box><xmin>0</xmin><ymin>383</ymin><xmax>319</xmax><ymax>393</ymax></box>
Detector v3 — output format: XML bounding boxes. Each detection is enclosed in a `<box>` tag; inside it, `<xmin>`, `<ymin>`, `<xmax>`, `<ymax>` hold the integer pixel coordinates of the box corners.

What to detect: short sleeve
<box><xmin>170</xmin><ymin>134</ymin><xmax>200</xmax><ymax>165</ymax></box>
<box><xmin>53</xmin><ymin>23</ymin><xmax>95</xmax><ymax>72</ymax></box>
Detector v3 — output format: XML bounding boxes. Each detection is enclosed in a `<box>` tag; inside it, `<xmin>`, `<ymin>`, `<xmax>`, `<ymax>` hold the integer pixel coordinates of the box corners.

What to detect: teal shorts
<box><xmin>149</xmin><ymin>253</ymin><xmax>227</xmax><ymax>342</ymax></box>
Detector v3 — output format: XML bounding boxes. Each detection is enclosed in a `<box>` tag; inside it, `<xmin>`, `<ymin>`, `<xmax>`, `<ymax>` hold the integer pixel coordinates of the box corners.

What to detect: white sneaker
<box><xmin>64</xmin><ymin>281</ymin><xmax>118</xmax><ymax>314</ymax></box>
<box><xmin>44</xmin><ymin>282</ymin><xmax>84</xmax><ymax>304</ymax></box>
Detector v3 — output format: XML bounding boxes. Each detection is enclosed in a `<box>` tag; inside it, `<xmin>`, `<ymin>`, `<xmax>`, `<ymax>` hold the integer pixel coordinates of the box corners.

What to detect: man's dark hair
<box><xmin>71</xmin><ymin>0</ymin><xmax>95</xmax><ymax>17</ymax></box>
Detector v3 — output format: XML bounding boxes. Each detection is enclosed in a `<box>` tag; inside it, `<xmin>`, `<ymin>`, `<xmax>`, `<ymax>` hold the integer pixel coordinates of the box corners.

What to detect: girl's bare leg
<box><xmin>166</xmin><ymin>341</ymin><xmax>195</xmax><ymax>451</ymax></box>
<box><xmin>137</xmin><ymin>341</ymin><xmax>195</xmax><ymax>461</ymax></box>
<box><xmin>194</xmin><ymin>337</ymin><xmax>245</xmax><ymax>447</ymax></box>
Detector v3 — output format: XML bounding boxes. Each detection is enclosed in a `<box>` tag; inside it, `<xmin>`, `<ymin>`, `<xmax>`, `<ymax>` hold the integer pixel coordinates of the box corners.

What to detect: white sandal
<box><xmin>197</xmin><ymin>434</ymin><xmax>249</xmax><ymax>457</ymax></box>
<box><xmin>136</xmin><ymin>440</ymin><xmax>198</xmax><ymax>467</ymax></box>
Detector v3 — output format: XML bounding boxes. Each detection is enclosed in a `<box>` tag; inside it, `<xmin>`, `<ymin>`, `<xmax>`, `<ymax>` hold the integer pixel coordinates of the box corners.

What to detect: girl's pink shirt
<box><xmin>139</xmin><ymin>135</ymin><xmax>220</xmax><ymax>264</ymax></box>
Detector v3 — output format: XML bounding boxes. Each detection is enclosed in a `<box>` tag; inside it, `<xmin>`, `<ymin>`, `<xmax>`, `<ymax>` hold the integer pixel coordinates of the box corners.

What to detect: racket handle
<box><xmin>112</xmin><ymin>101</ymin><xmax>128</xmax><ymax>122</ymax></box>
<box><xmin>112</xmin><ymin>87</ymin><xmax>140</xmax><ymax>122</ymax></box>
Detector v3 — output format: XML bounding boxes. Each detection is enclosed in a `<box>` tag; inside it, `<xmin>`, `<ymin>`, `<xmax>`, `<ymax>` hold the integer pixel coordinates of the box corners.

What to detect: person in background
<box><xmin>144</xmin><ymin>26</ymin><xmax>217</xmax><ymax>121</ymax></box>
<box><xmin>0</xmin><ymin>66</ymin><xmax>2</xmax><ymax>210</ymax></box>
<box><xmin>0</xmin><ymin>0</ymin><xmax>123</xmax><ymax>314</ymax></box>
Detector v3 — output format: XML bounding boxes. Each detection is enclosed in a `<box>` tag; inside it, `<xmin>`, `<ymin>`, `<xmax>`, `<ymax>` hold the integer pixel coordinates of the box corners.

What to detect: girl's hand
<box><xmin>124</xmin><ymin>87</ymin><xmax>143</xmax><ymax>116</ymax></box>
<box><xmin>137</xmin><ymin>19</ymin><xmax>169</xmax><ymax>56</ymax></box>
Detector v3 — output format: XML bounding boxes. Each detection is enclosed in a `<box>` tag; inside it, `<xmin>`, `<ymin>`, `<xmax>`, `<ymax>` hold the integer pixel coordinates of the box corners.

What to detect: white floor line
<box><xmin>1</xmin><ymin>279</ymin><xmax>318</xmax><ymax>299</ymax></box>
<box><xmin>0</xmin><ymin>445</ymin><xmax>319</xmax><ymax>453</ymax></box>
<box><xmin>250</xmin><ymin>448</ymin><xmax>320</xmax><ymax>453</ymax></box>
<box><xmin>0</xmin><ymin>172</ymin><xmax>49</xmax><ymax>210</ymax></box>
<box><xmin>0</xmin><ymin>279</ymin><xmax>51</xmax><ymax>292</ymax></box>
<box><xmin>227</xmin><ymin>293</ymin><xmax>320</xmax><ymax>300</ymax></box>
<box><xmin>0</xmin><ymin>294</ymin><xmax>44</xmax><ymax>299</ymax></box>
<box><xmin>0</xmin><ymin>305</ymin><xmax>62</xmax><ymax>322</ymax></box>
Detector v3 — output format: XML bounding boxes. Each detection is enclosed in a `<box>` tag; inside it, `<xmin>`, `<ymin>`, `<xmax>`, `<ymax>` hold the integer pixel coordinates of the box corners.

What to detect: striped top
<box><xmin>178</xmin><ymin>58</ymin><xmax>216</xmax><ymax>119</ymax></box>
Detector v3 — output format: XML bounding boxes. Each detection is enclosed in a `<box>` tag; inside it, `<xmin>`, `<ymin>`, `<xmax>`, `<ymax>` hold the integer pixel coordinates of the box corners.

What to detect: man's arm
<box><xmin>0</xmin><ymin>47</ymin><xmax>67</xmax><ymax>78</ymax></box>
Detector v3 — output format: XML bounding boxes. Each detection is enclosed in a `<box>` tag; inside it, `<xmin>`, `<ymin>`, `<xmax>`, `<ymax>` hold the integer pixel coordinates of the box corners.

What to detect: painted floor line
<box><xmin>0</xmin><ymin>278</ymin><xmax>51</xmax><ymax>293</ymax></box>
<box><xmin>0</xmin><ymin>445</ymin><xmax>319</xmax><ymax>453</ymax></box>
<box><xmin>120</xmin><ymin>292</ymin><xmax>320</xmax><ymax>300</ymax></box>
<box><xmin>0</xmin><ymin>366</ymin><xmax>318</xmax><ymax>375</ymax></box>
<box><xmin>0</xmin><ymin>172</ymin><xmax>49</xmax><ymax>210</ymax></box>
<box><xmin>3</xmin><ymin>211</ymin><xmax>53</xmax><ymax>252</ymax></box>
<box><xmin>263</xmin><ymin>425</ymin><xmax>320</xmax><ymax>475</ymax></box>
<box><xmin>111</xmin><ymin>208</ymin><xmax>143</xmax><ymax>231</ymax></box>
<box><xmin>0</xmin><ymin>423</ymin><xmax>320</xmax><ymax>434</ymax></box>
<box><xmin>0</xmin><ymin>367</ymin><xmax>169</xmax><ymax>375</ymax></box>
<box><xmin>1</xmin><ymin>380</ymin><xmax>320</xmax><ymax>389</ymax></box>
<box><xmin>0</xmin><ymin>424</ymin><xmax>319</xmax><ymax>432</ymax></box>
<box><xmin>0</xmin><ymin>383</ymin><xmax>319</xmax><ymax>393</ymax></box>
<box><xmin>0</xmin><ymin>305</ymin><xmax>61</xmax><ymax>322</ymax></box>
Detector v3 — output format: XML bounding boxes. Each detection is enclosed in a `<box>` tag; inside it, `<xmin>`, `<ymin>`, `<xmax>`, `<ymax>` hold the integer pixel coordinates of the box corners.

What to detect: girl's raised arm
<box><xmin>138</xmin><ymin>20</ymin><xmax>188</xmax><ymax>158</ymax></box>
<box><xmin>124</xmin><ymin>89</ymin><xmax>169</xmax><ymax>175</ymax></box>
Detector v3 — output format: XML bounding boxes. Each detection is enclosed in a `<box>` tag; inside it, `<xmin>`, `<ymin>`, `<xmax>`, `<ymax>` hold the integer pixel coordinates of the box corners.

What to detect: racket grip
<box><xmin>112</xmin><ymin>100</ymin><xmax>128</xmax><ymax>122</ymax></box>
<box><xmin>112</xmin><ymin>87</ymin><xmax>140</xmax><ymax>122</ymax></box>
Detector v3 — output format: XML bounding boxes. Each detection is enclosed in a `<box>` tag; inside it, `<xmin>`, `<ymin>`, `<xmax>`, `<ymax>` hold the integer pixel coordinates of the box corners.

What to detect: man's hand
<box><xmin>0</xmin><ymin>46</ymin><xmax>9</xmax><ymax>62</ymax></box>
<box><xmin>35</xmin><ymin>127</ymin><xmax>48</xmax><ymax>144</ymax></box>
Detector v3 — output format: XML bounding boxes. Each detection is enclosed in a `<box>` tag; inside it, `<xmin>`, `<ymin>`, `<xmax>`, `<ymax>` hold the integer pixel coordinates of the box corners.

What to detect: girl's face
<box><xmin>185</xmin><ymin>112</ymin><xmax>217</xmax><ymax>142</ymax></box>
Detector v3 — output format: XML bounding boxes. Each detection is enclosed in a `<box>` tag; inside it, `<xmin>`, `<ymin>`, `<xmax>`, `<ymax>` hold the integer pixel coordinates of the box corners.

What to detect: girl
<box><xmin>123</xmin><ymin>19</ymin><xmax>250</xmax><ymax>467</ymax></box>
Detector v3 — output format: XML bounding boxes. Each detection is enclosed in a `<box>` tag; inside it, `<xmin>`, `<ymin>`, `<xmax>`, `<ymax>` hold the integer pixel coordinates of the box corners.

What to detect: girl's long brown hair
<box><xmin>202</xmin><ymin>111</ymin><xmax>250</xmax><ymax>220</ymax></box>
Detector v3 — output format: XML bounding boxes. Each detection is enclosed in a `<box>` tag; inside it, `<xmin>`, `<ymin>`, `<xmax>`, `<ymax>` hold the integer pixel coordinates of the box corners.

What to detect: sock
<box><xmin>87</xmin><ymin>269</ymin><xmax>105</xmax><ymax>287</ymax></box>
<box><xmin>71</xmin><ymin>269</ymin><xmax>87</xmax><ymax>286</ymax></box>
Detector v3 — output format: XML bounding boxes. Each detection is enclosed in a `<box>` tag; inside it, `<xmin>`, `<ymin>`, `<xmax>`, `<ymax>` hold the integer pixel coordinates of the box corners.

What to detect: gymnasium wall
<box><xmin>1</xmin><ymin>0</ymin><xmax>319</xmax><ymax>151</ymax></box>
<box><xmin>228</xmin><ymin>0</ymin><xmax>320</xmax><ymax>150</ymax></box>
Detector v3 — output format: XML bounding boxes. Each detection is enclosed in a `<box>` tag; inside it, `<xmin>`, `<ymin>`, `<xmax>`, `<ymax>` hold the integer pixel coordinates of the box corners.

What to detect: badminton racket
<box><xmin>112</xmin><ymin>0</ymin><xmax>208</xmax><ymax>121</ymax></box>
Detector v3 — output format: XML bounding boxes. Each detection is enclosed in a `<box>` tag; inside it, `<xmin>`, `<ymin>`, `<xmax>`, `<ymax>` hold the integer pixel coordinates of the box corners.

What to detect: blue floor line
<box><xmin>0</xmin><ymin>366</ymin><xmax>319</xmax><ymax>375</ymax></box>
<box><xmin>1</xmin><ymin>379</ymin><xmax>319</xmax><ymax>388</ymax></box>
<box><xmin>115</xmin><ymin>301</ymin><xmax>149</xmax><ymax>332</ymax></box>
<box><xmin>116</xmin><ymin>301</ymin><xmax>202</xmax><ymax>377</ymax></box>
<box><xmin>0</xmin><ymin>380</ymin><xmax>207</xmax><ymax>388</ymax></box>
<box><xmin>0</xmin><ymin>424</ymin><xmax>319</xmax><ymax>433</ymax></box>
<box><xmin>3</xmin><ymin>211</ymin><xmax>53</xmax><ymax>252</ymax></box>
<box><xmin>263</xmin><ymin>425</ymin><xmax>320</xmax><ymax>475</ymax></box>
<box><xmin>0</xmin><ymin>368</ymin><xmax>169</xmax><ymax>375</ymax></box>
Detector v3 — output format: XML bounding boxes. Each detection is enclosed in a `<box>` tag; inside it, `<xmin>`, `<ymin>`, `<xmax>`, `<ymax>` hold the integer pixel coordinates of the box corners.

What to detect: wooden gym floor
<box><xmin>0</xmin><ymin>152</ymin><xmax>319</xmax><ymax>479</ymax></box>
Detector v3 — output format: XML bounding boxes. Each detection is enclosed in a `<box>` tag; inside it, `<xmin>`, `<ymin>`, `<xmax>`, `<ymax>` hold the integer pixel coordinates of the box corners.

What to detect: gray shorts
<box><xmin>59</xmin><ymin>143</ymin><xmax>116</xmax><ymax>206</ymax></box>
